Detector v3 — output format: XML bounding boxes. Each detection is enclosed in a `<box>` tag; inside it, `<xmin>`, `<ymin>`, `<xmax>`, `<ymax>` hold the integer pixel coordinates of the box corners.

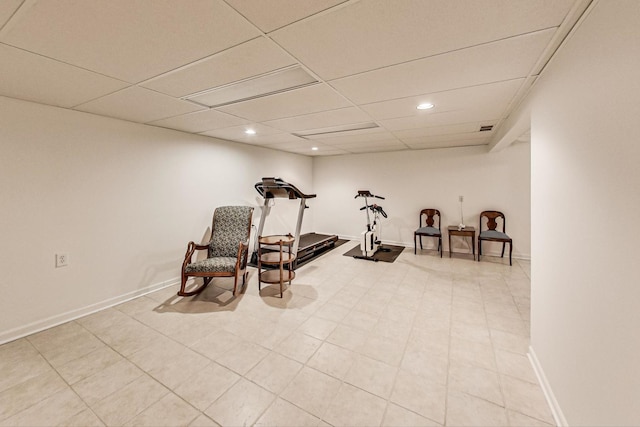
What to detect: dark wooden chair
<box><xmin>414</xmin><ymin>209</ymin><xmax>442</xmax><ymax>257</ymax></box>
<box><xmin>478</xmin><ymin>210</ymin><xmax>512</xmax><ymax>266</ymax></box>
<box><xmin>178</xmin><ymin>206</ymin><xmax>254</xmax><ymax>297</ymax></box>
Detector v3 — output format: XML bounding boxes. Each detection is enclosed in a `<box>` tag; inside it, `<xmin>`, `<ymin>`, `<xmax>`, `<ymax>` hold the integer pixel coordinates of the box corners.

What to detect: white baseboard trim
<box><xmin>528</xmin><ymin>345</ymin><xmax>568</xmax><ymax>427</ymax></box>
<box><xmin>0</xmin><ymin>277</ymin><xmax>180</xmax><ymax>345</ymax></box>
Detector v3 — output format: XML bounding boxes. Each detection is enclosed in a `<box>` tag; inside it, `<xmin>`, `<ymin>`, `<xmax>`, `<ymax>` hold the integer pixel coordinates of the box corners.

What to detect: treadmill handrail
<box><xmin>255</xmin><ymin>177</ymin><xmax>317</xmax><ymax>200</ymax></box>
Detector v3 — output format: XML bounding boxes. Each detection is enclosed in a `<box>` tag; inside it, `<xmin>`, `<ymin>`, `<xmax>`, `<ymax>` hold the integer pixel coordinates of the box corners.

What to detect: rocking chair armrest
<box><xmin>182</xmin><ymin>241</ymin><xmax>210</xmax><ymax>268</ymax></box>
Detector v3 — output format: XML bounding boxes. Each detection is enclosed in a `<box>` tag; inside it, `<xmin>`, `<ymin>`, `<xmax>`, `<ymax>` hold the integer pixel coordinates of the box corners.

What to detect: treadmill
<box><xmin>254</xmin><ymin>177</ymin><xmax>338</xmax><ymax>269</ymax></box>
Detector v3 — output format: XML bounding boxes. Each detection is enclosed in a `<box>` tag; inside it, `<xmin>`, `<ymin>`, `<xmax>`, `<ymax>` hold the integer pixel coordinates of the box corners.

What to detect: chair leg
<box><xmin>414</xmin><ymin>234</ymin><xmax>417</xmax><ymax>254</ymax></box>
<box><xmin>232</xmin><ymin>272</ymin><xmax>239</xmax><ymax>296</ymax></box>
<box><xmin>501</xmin><ymin>242</ymin><xmax>506</xmax><ymax>258</ymax></box>
<box><xmin>477</xmin><ymin>240</ymin><xmax>481</xmax><ymax>262</ymax></box>
<box><xmin>178</xmin><ymin>272</ymin><xmax>188</xmax><ymax>296</ymax></box>
<box><xmin>420</xmin><ymin>236</ymin><xmax>423</xmax><ymax>250</ymax></box>
<box><xmin>439</xmin><ymin>237</ymin><xmax>442</xmax><ymax>257</ymax></box>
<box><xmin>509</xmin><ymin>242</ymin><xmax>513</xmax><ymax>266</ymax></box>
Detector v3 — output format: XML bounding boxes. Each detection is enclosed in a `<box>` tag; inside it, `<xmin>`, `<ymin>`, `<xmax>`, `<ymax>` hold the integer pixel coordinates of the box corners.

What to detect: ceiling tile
<box><xmin>74</xmin><ymin>87</ymin><xmax>204</xmax><ymax>123</ymax></box>
<box><xmin>272</xmin><ymin>143</ymin><xmax>346</xmax><ymax>156</ymax></box>
<box><xmin>361</xmin><ymin>79</ymin><xmax>523</xmax><ymax>122</ymax></box>
<box><xmin>331</xmin><ymin>30</ymin><xmax>554</xmax><ymax>105</ymax></box>
<box><xmin>328</xmin><ymin>139</ymin><xmax>406</xmax><ymax>149</ymax></box>
<box><xmin>382</xmin><ymin>111</ymin><xmax>500</xmax><ymax>131</ymax></box>
<box><xmin>217</xmin><ymin>83</ymin><xmax>351</xmax><ymax>122</ymax></box>
<box><xmin>401</xmin><ymin>133</ymin><xmax>490</xmax><ymax>149</ymax></box>
<box><xmin>148</xmin><ymin>109</ymin><xmax>249</xmax><ymax>133</ymax></box>
<box><xmin>0</xmin><ymin>0</ymin><xmax>259</xmax><ymax>83</ymax></box>
<box><xmin>393</xmin><ymin>123</ymin><xmax>486</xmax><ymax>140</ymax></box>
<box><xmin>200</xmin><ymin>123</ymin><xmax>283</xmax><ymax>141</ymax></box>
<box><xmin>263</xmin><ymin>107</ymin><xmax>371</xmax><ymax>132</ymax></box>
<box><xmin>271</xmin><ymin>0</ymin><xmax>574</xmax><ymax>80</ymax></box>
<box><xmin>0</xmin><ymin>43</ymin><xmax>128</xmax><ymax>108</ymax></box>
<box><xmin>225</xmin><ymin>0</ymin><xmax>347</xmax><ymax>33</ymax></box>
<box><xmin>403</xmin><ymin>138</ymin><xmax>489</xmax><ymax>150</ymax></box>
<box><xmin>0</xmin><ymin>0</ymin><xmax>22</xmax><ymax>29</ymax></box>
<box><xmin>346</xmin><ymin>145</ymin><xmax>409</xmax><ymax>154</ymax></box>
<box><xmin>308</xmin><ymin>129</ymin><xmax>397</xmax><ymax>144</ymax></box>
<box><xmin>141</xmin><ymin>37</ymin><xmax>296</xmax><ymax>97</ymax></box>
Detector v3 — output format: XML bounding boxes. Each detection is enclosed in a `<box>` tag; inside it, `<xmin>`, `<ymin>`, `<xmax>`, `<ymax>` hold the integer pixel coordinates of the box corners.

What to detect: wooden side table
<box><xmin>258</xmin><ymin>234</ymin><xmax>296</xmax><ymax>298</ymax></box>
<box><xmin>447</xmin><ymin>226</ymin><xmax>476</xmax><ymax>260</ymax></box>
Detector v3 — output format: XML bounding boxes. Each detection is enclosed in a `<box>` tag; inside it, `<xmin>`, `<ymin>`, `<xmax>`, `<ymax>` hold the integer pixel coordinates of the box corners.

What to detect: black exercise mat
<box><xmin>343</xmin><ymin>243</ymin><xmax>405</xmax><ymax>263</ymax></box>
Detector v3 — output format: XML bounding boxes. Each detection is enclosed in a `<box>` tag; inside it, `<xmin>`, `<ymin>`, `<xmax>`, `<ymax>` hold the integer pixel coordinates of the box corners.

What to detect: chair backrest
<box><xmin>479</xmin><ymin>210</ymin><xmax>506</xmax><ymax>233</ymax></box>
<box><xmin>208</xmin><ymin>206</ymin><xmax>254</xmax><ymax>258</ymax></box>
<box><xmin>420</xmin><ymin>209</ymin><xmax>441</xmax><ymax>229</ymax></box>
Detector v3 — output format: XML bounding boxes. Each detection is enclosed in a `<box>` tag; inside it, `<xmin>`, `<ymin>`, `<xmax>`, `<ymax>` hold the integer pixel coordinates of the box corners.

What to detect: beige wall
<box><xmin>312</xmin><ymin>144</ymin><xmax>531</xmax><ymax>259</ymax></box>
<box><xmin>0</xmin><ymin>96</ymin><xmax>313</xmax><ymax>343</ymax></box>
<box><xmin>530</xmin><ymin>1</ymin><xmax>640</xmax><ymax>424</ymax></box>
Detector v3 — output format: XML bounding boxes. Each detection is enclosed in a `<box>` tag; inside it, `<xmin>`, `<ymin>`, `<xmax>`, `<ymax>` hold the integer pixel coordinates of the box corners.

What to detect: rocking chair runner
<box><xmin>178</xmin><ymin>206</ymin><xmax>254</xmax><ymax>297</ymax></box>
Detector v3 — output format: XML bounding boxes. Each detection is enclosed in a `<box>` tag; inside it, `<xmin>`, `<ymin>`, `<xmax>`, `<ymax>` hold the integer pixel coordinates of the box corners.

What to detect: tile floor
<box><xmin>0</xmin><ymin>246</ymin><xmax>555</xmax><ymax>427</ymax></box>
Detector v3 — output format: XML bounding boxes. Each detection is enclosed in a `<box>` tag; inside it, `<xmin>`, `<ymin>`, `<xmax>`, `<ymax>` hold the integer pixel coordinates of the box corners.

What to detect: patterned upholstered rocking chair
<box><xmin>178</xmin><ymin>206</ymin><xmax>254</xmax><ymax>297</ymax></box>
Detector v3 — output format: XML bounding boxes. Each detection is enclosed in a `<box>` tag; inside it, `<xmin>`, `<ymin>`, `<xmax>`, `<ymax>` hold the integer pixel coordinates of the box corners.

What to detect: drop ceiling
<box><xmin>0</xmin><ymin>0</ymin><xmax>589</xmax><ymax>156</ymax></box>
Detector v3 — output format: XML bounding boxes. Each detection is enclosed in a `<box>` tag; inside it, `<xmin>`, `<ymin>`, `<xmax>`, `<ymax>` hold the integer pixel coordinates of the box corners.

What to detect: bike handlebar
<box><xmin>359</xmin><ymin>204</ymin><xmax>388</xmax><ymax>218</ymax></box>
<box><xmin>355</xmin><ymin>191</ymin><xmax>385</xmax><ymax>200</ymax></box>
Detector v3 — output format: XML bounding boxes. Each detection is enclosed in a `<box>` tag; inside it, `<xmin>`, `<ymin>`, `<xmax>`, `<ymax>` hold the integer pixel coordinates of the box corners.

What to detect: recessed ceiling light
<box><xmin>245</xmin><ymin>129</ymin><xmax>256</xmax><ymax>135</ymax></box>
<box><xmin>311</xmin><ymin>147</ymin><xmax>319</xmax><ymax>151</ymax></box>
<box><xmin>417</xmin><ymin>103</ymin><xmax>434</xmax><ymax>110</ymax></box>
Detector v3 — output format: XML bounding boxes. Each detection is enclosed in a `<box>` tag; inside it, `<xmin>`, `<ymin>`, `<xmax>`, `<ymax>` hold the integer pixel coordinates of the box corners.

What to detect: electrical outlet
<box><xmin>55</xmin><ymin>253</ymin><xmax>69</xmax><ymax>268</ymax></box>
<box><xmin>459</xmin><ymin>195</ymin><xmax>464</xmax><ymax>202</ymax></box>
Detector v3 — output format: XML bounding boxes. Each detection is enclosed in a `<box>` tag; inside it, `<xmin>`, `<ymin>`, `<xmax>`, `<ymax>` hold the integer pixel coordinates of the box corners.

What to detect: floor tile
<box><xmin>400</xmin><ymin>348</ymin><xmax>449</xmax><ymax>386</ymax></box>
<box><xmin>255</xmin><ymin>397</ymin><xmax>320</xmax><ymax>427</ymax></box>
<box><xmin>390</xmin><ymin>369</ymin><xmax>446</xmax><ymax>425</ymax></box>
<box><xmin>0</xmin><ymin>350</ymin><xmax>53</xmax><ymax>394</ymax></box>
<box><xmin>326</xmin><ymin>323</ymin><xmax>368</xmax><ymax>352</ymax></box>
<box><xmin>90</xmin><ymin>374</ymin><xmax>168</xmax><ymax>426</ymax></box>
<box><xmin>490</xmin><ymin>329</ymin><xmax>530</xmax><ymax>355</ymax></box>
<box><xmin>446</xmin><ymin>390</ymin><xmax>509</xmax><ymax>426</ymax></box>
<box><xmin>0</xmin><ymin>370</ymin><xmax>68</xmax><ymax>421</ymax></box>
<box><xmin>72</xmin><ymin>358</ymin><xmax>144</xmax><ymax>406</ymax></box>
<box><xmin>56</xmin><ymin>346</ymin><xmax>123</xmax><ymax>385</ymax></box>
<box><xmin>245</xmin><ymin>352</ymin><xmax>303</xmax><ymax>393</ymax></box>
<box><xmin>313</xmin><ymin>302</ymin><xmax>351</xmax><ymax>322</ymax></box>
<box><xmin>448</xmin><ymin>362</ymin><xmax>503</xmax><ymax>406</ymax></box>
<box><xmin>495</xmin><ymin>349</ymin><xmax>538</xmax><ymax>384</ymax></box>
<box><xmin>382</xmin><ymin>403</ymin><xmax>441</xmax><ymax>427</ymax></box>
<box><xmin>215</xmin><ymin>340</ymin><xmax>269</xmax><ymax>375</ymax></box>
<box><xmin>501</xmin><ymin>374</ymin><xmax>555</xmax><ymax>424</ymax></box>
<box><xmin>280</xmin><ymin>366</ymin><xmax>342</xmax><ymax>418</ymax></box>
<box><xmin>449</xmin><ymin>337</ymin><xmax>497</xmax><ymax>371</ymax></box>
<box><xmin>297</xmin><ymin>316</ymin><xmax>338</xmax><ymax>340</ymax></box>
<box><xmin>124</xmin><ymin>393</ymin><xmax>199</xmax><ymax>426</ymax></box>
<box><xmin>359</xmin><ymin>332</ymin><xmax>406</xmax><ymax>366</ymax></box>
<box><xmin>322</xmin><ymin>383</ymin><xmax>387</xmax><ymax>427</ymax></box>
<box><xmin>61</xmin><ymin>408</ymin><xmax>105</xmax><ymax>426</ymax></box>
<box><xmin>345</xmin><ymin>354</ymin><xmax>398</xmax><ymax>399</ymax></box>
<box><xmin>173</xmin><ymin>362</ymin><xmax>240</xmax><ymax>411</ymax></box>
<box><xmin>188</xmin><ymin>414</ymin><xmax>220</xmax><ymax>426</ymax></box>
<box><xmin>507</xmin><ymin>409</ymin><xmax>554</xmax><ymax>426</ymax></box>
<box><xmin>0</xmin><ymin>388</ymin><xmax>87</xmax><ymax>427</ymax></box>
<box><xmin>341</xmin><ymin>309</ymin><xmax>379</xmax><ymax>332</ymax></box>
<box><xmin>204</xmin><ymin>378</ymin><xmax>274</xmax><ymax>427</ymax></box>
<box><xmin>275</xmin><ymin>331</ymin><xmax>322</xmax><ymax>363</ymax></box>
<box><xmin>189</xmin><ymin>329</ymin><xmax>243</xmax><ymax>361</ymax></box>
<box><xmin>307</xmin><ymin>341</ymin><xmax>356</xmax><ymax>380</ymax></box>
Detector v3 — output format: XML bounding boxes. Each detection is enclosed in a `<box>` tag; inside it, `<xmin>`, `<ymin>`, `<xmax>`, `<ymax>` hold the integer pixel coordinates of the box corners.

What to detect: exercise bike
<box><xmin>354</xmin><ymin>190</ymin><xmax>389</xmax><ymax>261</ymax></box>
